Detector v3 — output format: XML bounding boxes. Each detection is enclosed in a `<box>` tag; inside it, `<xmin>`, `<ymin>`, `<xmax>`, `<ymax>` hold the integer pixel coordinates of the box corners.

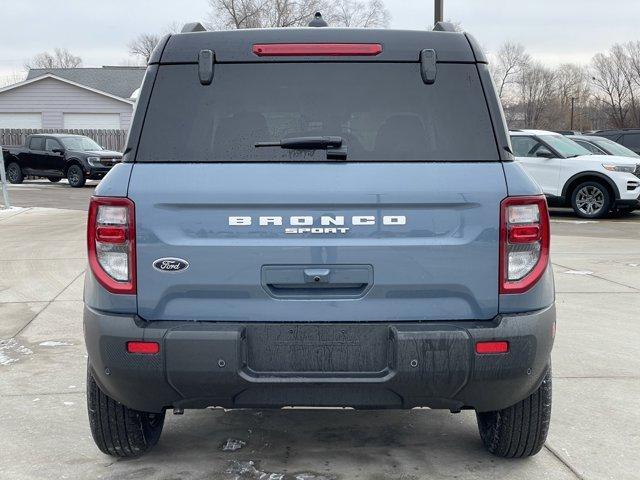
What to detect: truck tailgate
<box><xmin>128</xmin><ymin>162</ymin><xmax>506</xmax><ymax>322</ymax></box>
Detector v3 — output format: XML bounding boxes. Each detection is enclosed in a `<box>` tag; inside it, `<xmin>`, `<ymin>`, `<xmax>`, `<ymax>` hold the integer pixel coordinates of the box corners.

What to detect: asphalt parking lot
<box><xmin>1</xmin><ymin>181</ymin><xmax>639</xmax><ymax>480</ymax></box>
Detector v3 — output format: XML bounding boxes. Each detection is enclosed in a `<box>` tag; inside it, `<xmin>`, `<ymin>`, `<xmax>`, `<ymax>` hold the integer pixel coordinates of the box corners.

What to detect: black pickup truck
<box><xmin>2</xmin><ymin>134</ymin><xmax>122</xmax><ymax>187</ymax></box>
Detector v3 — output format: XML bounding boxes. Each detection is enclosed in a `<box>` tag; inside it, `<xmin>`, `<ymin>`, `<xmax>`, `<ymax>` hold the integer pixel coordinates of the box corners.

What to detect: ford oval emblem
<box><xmin>153</xmin><ymin>258</ymin><xmax>189</xmax><ymax>273</ymax></box>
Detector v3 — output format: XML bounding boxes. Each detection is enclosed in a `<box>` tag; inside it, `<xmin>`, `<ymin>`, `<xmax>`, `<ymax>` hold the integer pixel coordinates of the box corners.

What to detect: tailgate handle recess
<box><xmin>262</xmin><ymin>265</ymin><xmax>373</xmax><ymax>299</ymax></box>
<box><xmin>304</xmin><ymin>268</ymin><xmax>331</xmax><ymax>284</ymax></box>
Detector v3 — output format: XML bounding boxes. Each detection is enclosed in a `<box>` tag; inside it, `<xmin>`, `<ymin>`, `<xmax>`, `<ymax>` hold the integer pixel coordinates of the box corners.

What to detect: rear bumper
<box><xmin>84</xmin><ymin>305</ymin><xmax>555</xmax><ymax>413</ymax></box>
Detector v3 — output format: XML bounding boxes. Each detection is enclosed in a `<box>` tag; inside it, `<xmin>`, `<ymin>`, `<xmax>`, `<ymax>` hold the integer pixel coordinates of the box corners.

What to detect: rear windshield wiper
<box><xmin>255</xmin><ymin>136</ymin><xmax>347</xmax><ymax>160</ymax></box>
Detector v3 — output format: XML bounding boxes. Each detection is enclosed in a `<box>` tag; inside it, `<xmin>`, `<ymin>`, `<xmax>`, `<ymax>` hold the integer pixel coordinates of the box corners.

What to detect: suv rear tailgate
<box><xmin>129</xmin><ymin>162</ymin><xmax>506</xmax><ymax>322</ymax></box>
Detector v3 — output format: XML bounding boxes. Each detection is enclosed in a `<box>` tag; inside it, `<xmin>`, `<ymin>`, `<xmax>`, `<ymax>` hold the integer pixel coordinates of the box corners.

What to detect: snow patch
<box><xmin>63</xmin><ymin>402</ymin><xmax>75</xmax><ymax>406</ymax></box>
<box><xmin>0</xmin><ymin>339</ymin><xmax>33</xmax><ymax>366</ymax></box>
<box><xmin>225</xmin><ymin>461</ymin><xmax>335</xmax><ymax>480</ymax></box>
<box><xmin>39</xmin><ymin>341</ymin><xmax>73</xmax><ymax>347</ymax></box>
<box><xmin>226</xmin><ymin>460</ymin><xmax>284</xmax><ymax>480</ymax></box>
<box><xmin>563</xmin><ymin>270</ymin><xmax>594</xmax><ymax>275</ymax></box>
<box><xmin>222</xmin><ymin>438</ymin><xmax>246</xmax><ymax>452</ymax></box>
<box><xmin>0</xmin><ymin>206</ymin><xmax>25</xmax><ymax>215</ymax></box>
<box><xmin>295</xmin><ymin>475</ymin><xmax>335</xmax><ymax>480</ymax></box>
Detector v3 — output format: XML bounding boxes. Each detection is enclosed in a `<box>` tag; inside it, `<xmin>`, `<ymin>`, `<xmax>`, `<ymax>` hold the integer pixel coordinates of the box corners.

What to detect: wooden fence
<box><xmin>0</xmin><ymin>128</ymin><xmax>128</xmax><ymax>152</ymax></box>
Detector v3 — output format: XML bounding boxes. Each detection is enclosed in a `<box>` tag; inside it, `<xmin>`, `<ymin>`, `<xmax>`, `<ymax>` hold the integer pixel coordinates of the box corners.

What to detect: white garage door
<box><xmin>63</xmin><ymin>113</ymin><xmax>120</xmax><ymax>129</ymax></box>
<box><xmin>0</xmin><ymin>113</ymin><xmax>42</xmax><ymax>128</ymax></box>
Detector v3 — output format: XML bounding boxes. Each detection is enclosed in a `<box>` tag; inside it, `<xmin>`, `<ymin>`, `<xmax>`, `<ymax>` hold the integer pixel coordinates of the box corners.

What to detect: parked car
<box><xmin>84</xmin><ymin>19</ymin><xmax>556</xmax><ymax>459</ymax></box>
<box><xmin>554</xmin><ymin>130</ymin><xmax>581</xmax><ymax>135</ymax></box>
<box><xmin>570</xmin><ymin>135</ymin><xmax>640</xmax><ymax>158</ymax></box>
<box><xmin>594</xmin><ymin>128</ymin><xmax>640</xmax><ymax>155</ymax></box>
<box><xmin>510</xmin><ymin>129</ymin><xmax>640</xmax><ymax>218</ymax></box>
<box><xmin>2</xmin><ymin>134</ymin><xmax>122</xmax><ymax>187</ymax></box>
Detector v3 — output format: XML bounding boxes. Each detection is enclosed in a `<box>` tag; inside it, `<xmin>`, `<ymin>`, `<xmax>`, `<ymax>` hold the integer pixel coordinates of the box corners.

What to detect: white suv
<box><xmin>510</xmin><ymin>130</ymin><xmax>640</xmax><ymax>218</ymax></box>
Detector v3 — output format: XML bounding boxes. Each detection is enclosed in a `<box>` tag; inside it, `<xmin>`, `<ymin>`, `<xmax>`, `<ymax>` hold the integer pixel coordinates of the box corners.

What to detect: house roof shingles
<box><xmin>26</xmin><ymin>66</ymin><xmax>146</xmax><ymax>100</ymax></box>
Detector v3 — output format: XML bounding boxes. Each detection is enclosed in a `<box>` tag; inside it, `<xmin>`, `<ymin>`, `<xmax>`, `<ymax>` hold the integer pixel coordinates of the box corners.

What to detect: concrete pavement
<box><xmin>0</xmin><ymin>206</ymin><xmax>638</xmax><ymax>480</ymax></box>
<box><xmin>3</xmin><ymin>179</ymin><xmax>98</xmax><ymax>211</ymax></box>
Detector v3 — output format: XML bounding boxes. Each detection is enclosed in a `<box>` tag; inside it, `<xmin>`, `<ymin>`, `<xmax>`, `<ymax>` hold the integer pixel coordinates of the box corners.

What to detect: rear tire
<box><xmin>47</xmin><ymin>177</ymin><xmax>61</xmax><ymax>183</ymax></box>
<box><xmin>6</xmin><ymin>162</ymin><xmax>23</xmax><ymax>184</ymax></box>
<box><xmin>67</xmin><ymin>165</ymin><xmax>86</xmax><ymax>188</ymax></box>
<box><xmin>87</xmin><ymin>366</ymin><xmax>165</xmax><ymax>458</ymax></box>
<box><xmin>476</xmin><ymin>367</ymin><xmax>552</xmax><ymax>458</ymax></box>
<box><xmin>570</xmin><ymin>181</ymin><xmax>611</xmax><ymax>219</ymax></box>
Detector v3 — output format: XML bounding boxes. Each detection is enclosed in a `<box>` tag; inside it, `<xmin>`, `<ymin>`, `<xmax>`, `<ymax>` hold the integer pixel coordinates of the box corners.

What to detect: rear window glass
<box><xmin>137</xmin><ymin>63</ymin><xmax>498</xmax><ymax>162</ymax></box>
<box><xmin>622</xmin><ymin>133</ymin><xmax>640</xmax><ymax>149</ymax></box>
<box><xmin>29</xmin><ymin>137</ymin><xmax>45</xmax><ymax>150</ymax></box>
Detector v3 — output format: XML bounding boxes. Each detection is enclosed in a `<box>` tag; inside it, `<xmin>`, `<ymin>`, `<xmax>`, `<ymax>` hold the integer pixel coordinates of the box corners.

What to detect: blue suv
<box><xmin>84</xmin><ymin>19</ymin><xmax>555</xmax><ymax>458</ymax></box>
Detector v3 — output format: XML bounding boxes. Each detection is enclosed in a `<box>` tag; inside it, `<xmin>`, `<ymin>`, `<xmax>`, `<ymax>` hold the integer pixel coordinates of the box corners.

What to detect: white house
<box><xmin>0</xmin><ymin>66</ymin><xmax>145</xmax><ymax>130</ymax></box>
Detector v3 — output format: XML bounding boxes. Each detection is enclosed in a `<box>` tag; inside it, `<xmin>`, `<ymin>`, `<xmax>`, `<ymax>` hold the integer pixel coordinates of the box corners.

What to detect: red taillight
<box><xmin>88</xmin><ymin>197</ymin><xmax>136</xmax><ymax>294</ymax></box>
<box><xmin>476</xmin><ymin>341</ymin><xmax>509</xmax><ymax>354</ymax></box>
<box><xmin>96</xmin><ymin>226</ymin><xmax>126</xmax><ymax>244</ymax></box>
<box><xmin>499</xmin><ymin>196</ymin><xmax>550</xmax><ymax>294</ymax></box>
<box><xmin>126</xmin><ymin>341</ymin><xmax>159</xmax><ymax>354</ymax></box>
<box><xmin>252</xmin><ymin>43</ymin><xmax>383</xmax><ymax>57</ymax></box>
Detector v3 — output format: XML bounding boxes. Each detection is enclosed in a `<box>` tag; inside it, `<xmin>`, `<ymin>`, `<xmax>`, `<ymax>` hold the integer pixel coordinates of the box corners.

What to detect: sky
<box><xmin>1</xmin><ymin>0</ymin><xmax>639</xmax><ymax>78</ymax></box>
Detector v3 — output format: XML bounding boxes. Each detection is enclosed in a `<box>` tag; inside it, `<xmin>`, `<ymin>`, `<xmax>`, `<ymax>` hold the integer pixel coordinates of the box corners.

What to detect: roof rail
<box><xmin>433</xmin><ymin>22</ymin><xmax>458</xmax><ymax>32</ymax></box>
<box><xmin>181</xmin><ymin>22</ymin><xmax>207</xmax><ymax>33</ymax></box>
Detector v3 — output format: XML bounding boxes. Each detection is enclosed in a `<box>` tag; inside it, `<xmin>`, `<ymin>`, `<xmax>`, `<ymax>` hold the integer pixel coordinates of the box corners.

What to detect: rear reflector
<box><xmin>96</xmin><ymin>226</ymin><xmax>127</xmax><ymax>244</ymax></box>
<box><xmin>252</xmin><ymin>43</ymin><xmax>383</xmax><ymax>57</ymax></box>
<box><xmin>475</xmin><ymin>341</ymin><xmax>509</xmax><ymax>354</ymax></box>
<box><xmin>508</xmin><ymin>225</ymin><xmax>541</xmax><ymax>243</ymax></box>
<box><xmin>126</xmin><ymin>341</ymin><xmax>159</xmax><ymax>354</ymax></box>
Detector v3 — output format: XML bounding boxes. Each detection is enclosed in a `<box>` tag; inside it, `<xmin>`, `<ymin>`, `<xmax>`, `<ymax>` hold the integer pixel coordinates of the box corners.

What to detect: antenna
<box><xmin>308</xmin><ymin>12</ymin><xmax>328</xmax><ymax>27</ymax></box>
<box><xmin>433</xmin><ymin>22</ymin><xmax>457</xmax><ymax>32</ymax></box>
<box><xmin>434</xmin><ymin>0</ymin><xmax>443</xmax><ymax>24</ymax></box>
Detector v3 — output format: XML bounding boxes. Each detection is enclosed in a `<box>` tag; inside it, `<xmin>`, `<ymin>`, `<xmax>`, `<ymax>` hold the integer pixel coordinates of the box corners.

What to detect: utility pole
<box><xmin>0</xmin><ymin>153</ymin><xmax>10</xmax><ymax>209</ymax></box>
<box><xmin>570</xmin><ymin>97</ymin><xmax>576</xmax><ymax>130</ymax></box>
<box><xmin>435</xmin><ymin>0</ymin><xmax>444</xmax><ymax>24</ymax></box>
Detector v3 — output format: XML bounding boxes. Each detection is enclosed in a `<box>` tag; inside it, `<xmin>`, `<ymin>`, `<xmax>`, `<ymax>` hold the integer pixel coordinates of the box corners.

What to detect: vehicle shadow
<box><xmin>102</xmin><ymin>408</ymin><xmax>554</xmax><ymax>480</ymax></box>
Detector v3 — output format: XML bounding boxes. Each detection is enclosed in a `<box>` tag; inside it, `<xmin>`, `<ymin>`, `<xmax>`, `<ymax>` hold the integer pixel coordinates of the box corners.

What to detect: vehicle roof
<box><xmin>29</xmin><ymin>133</ymin><xmax>87</xmax><ymax>138</ymax></box>
<box><xmin>509</xmin><ymin>129</ymin><xmax>562</xmax><ymax>137</ymax></box>
<box><xmin>570</xmin><ymin>135</ymin><xmax>610</xmax><ymax>141</ymax></box>
<box><xmin>595</xmin><ymin>128</ymin><xmax>640</xmax><ymax>134</ymax></box>
<box><xmin>155</xmin><ymin>28</ymin><xmax>482</xmax><ymax>64</ymax></box>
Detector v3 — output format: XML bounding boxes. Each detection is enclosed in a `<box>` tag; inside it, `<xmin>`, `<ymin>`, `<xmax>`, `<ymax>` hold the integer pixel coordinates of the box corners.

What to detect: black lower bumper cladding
<box><xmin>84</xmin><ymin>305</ymin><xmax>555</xmax><ymax>414</ymax></box>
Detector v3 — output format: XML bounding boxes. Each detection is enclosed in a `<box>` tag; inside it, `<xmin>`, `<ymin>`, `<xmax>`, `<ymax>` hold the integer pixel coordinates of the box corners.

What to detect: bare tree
<box><xmin>208</xmin><ymin>0</ymin><xmax>265</xmax><ymax>29</ymax></box>
<box><xmin>128</xmin><ymin>24</ymin><xmax>182</xmax><ymax>64</ymax></box>
<box><xmin>516</xmin><ymin>62</ymin><xmax>556</xmax><ymax>128</ymax></box>
<box><xmin>26</xmin><ymin>48</ymin><xmax>82</xmax><ymax>69</ymax></box>
<box><xmin>207</xmin><ymin>0</ymin><xmax>390</xmax><ymax>29</ymax></box>
<box><xmin>490</xmin><ymin>42</ymin><xmax>530</xmax><ymax>101</ymax></box>
<box><xmin>489</xmin><ymin>37</ymin><xmax>640</xmax><ymax>130</ymax></box>
<box><xmin>592</xmin><ymin>50</ymin><xmax>631</xmax><ymax>128</ymax></box>
<box><xmin>553</xmin><ymin>63</ymin><xmax>591</xmax><ymax>129</ymax></box>
<box><xmin>329</xmin><ymin>0</ymin><xmax>390</xmax><ymax>28</ymax></box>
<box><xmin>128</xmin><ymin>33</ymin><xmax>162</xmax><ymax>64</ymax></box>
<box><xmin>615</xmin><ymin>42</ymin><xmax>640</xmax><ymax>126</ymax></box>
